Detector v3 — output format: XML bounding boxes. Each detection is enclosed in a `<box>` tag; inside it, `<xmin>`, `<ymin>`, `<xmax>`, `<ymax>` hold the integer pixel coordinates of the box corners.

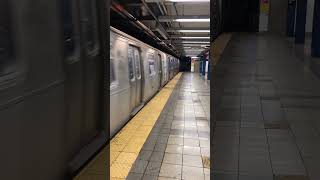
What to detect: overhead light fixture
<box><xmin>177</xmin><ymin>30</ymin><xmax>210</xmax><ymax>33</ymax></box>
<box><xmin>167</xmin><ymin>0</ymin><xmax>210</xmax><ymax>2</ymax></box>
<box><xmin>179</xmin><ymin>37</ymin><xmax>210</xmax><ymax>39</ymax></box>
<box><xmin>177</xmin><ymin>44</ymin><xmax>206</xmax><ymax>47</ymax></box>
<box><xmin>181</xmin><ymin>41</ymin><xmax>210</xmax><ymax>44</ymax></box>
<box><xmin>184</xmin><ymin>50</ymin><xmax>204</xmax><ymax>52</ymax></box>
<box><xmin>174</xmin><ymin>18</ymin><xmax>210</xmax><ymax>22</ymax></box>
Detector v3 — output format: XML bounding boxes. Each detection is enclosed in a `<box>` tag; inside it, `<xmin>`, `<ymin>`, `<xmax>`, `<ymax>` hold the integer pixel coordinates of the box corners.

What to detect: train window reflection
<box><xmin>0</xmin><ymin>0</ymin><xmax>15</xmax><ymax>76</ymax></box>
<box><xmin>81</xmin><ymin>0</ymin><xmax>99</xmax><ymax>54</ymax></box>
<box><xmin>148</xmin><ymin>54</ymin><xmax>155</xmax><ymax>76</ymax></box>
<box><xmin>110</xmin><ymin>59</ymin><xmax>116</xmax><ymax>83</ymax></box>
<box><xmin>133</xmin><ymin>48</ymin><xmax>141</xmax><ymax>79</ymax></box>
<box><xmin>128</xmin><ymin>46</ymin><xmax>135</xmax><ymax>80</ymax></box>
<box><xmin>62</xmin><ymin>0</ymin><xmax>76</xmax><ymax>57</ymax></box>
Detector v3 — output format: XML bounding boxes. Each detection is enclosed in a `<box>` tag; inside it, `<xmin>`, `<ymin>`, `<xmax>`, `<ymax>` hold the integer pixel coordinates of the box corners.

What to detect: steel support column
<box><xmin>202</xmin><ymin>59</ymin><xmax>206</xmax><ymax>76</ymax></box>
<box><xmin>207</xmin><ymin>62</ymin><xmax>211</xmax><ymax>80</ymax></box>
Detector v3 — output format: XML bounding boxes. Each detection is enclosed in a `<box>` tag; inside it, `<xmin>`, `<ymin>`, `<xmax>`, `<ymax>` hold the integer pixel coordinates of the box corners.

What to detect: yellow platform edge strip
<box><xmin>73</xmin><ymin>73</ymin><xmax>182</xmax><ymax>180</ymax></box>
<box><xmin>210</xmin><ymin>33</ymin><xmax>232</xmax><ymax>66</ymax></box>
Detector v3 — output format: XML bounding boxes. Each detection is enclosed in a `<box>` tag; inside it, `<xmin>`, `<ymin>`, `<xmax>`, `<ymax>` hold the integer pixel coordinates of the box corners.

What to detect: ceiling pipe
<box><xmin>140</xmin><ymin>0</ymin><xmax>178</xmax><ymax>53</ymax></box>
<box><xmin>112</xmin><ymin>1</ymin><xmax>178</xmax><ymax>57</ymax></box>
<box><xmin>157</xmin><ymin>2</ymin><xmax>165</xmax><ymax>15</ymax></box>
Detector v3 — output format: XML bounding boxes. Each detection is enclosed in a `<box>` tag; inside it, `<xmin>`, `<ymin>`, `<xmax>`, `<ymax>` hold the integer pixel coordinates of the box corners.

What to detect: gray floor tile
<box><xmin>163</xmin><ymin>153</ymin><xmax>183</xmax><ymax>165</ymax></box>
<box><xmin>183</xmin><ymin>146</ymin><xmax>201</xmax><ymax>156</ymax></box>
<box><xmin>154</xmin><ymin>143</ymin><xmax>167</xmax><ymax>152</ymax></box>
<box><xmin>184</xmin><ymin>138</ymin><xmax>200</xmax><ymax>147</ymax></box>
<box><xmin>166</xmin><ymin>145</ymin><xmax>183</xmax><ymax>154</ymax></box>
<box><xmin>183</xmin><ymin>155</ymin><xmax>203</xmax><ymax>167</ymax></box>
<box><xmin>127</xmin><ymin>172</ymin><xmax>143</xmax><ymax>180</ymax></box>
<box><xmin>167</xmin><ymin>137</ymin><xmax>183</xmax><ymax>146</ymax></box>
<box><xmin>182</xmin><ymin>166</ymin><xmax>204</xmax><ymax>180</ymax></box>
<box><xmin>145</xmin><ymin>161</ymin><xmax>162</xmax><ymax>176</ymax></box>
<box><xmin>142</xmin><ymin>174</ymin><xmax>158</xmax><ymax>180</ymax></box>
<box><xmin>159</xmin><ymin>163</ymin><xmax>182</xmax><ymax>179</ymax></box>
<box><xmin>150</xmin><ymin>151</ymin><xmax>165</xmax><ymax>162</ymax></box>
<box><xmin>131</xmin><ymin>160</ymin><xmax>148</xmax><ymax>174</ymax></box>
<box><xmin>138</xmin><ymin>150</ymin><xmax>153</xmax><ymax>161</ymax></box>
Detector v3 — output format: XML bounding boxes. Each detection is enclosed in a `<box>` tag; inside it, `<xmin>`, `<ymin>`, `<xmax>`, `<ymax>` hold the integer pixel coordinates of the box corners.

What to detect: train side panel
<box><xmin>110</xmin><ymin>32</ymin><xmax>132</xmax><ymax>137</ymax></box>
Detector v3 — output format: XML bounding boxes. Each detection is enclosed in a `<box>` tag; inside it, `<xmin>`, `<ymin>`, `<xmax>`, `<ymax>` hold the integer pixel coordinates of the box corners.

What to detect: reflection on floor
<box><xmin>213</xmin><ymin>33</ymin><xmax>320</xmax><ymax>180</ymax></box>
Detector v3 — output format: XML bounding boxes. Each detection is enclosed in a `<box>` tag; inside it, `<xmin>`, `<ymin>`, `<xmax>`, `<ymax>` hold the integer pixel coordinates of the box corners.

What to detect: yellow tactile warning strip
<box><xmin>210</xmin><ymin>33</ymin><xmax>232</xmax><ymax>65</ymax></box>
<box><xmin>110</xmin><ymin>73</ymin><xmax>182</xmax><ymax>179</ymax></box>
<box><xmin>73</xmin><ymin>73</ymin><xmax>182</xmax><ymax>180</ymax></box>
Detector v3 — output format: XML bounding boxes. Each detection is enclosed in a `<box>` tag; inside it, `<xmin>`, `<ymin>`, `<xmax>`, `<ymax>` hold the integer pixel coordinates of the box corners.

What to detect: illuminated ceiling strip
<box><xmin>176</xmin><ymin>30</ymin><xmax>210</xmax><ymax>33</ymax></box>
<box><xmin>178</xmin><ymin>37</ymin><xmax>210</xmax><ymax>39</ymax></box>
<box><xmin>167</xmin><ymin>0</ymin><xmax>209</xmax><ymax>2</ymax></box>
<box><xmin>180</xmin><ymin>41</ymin><xmax>210</xmax><ymax>44</ymax></box>
<box><xmin>174</xmin><ymin>18</ymin><xmax>210</xmax><ymax>22</ymax></box>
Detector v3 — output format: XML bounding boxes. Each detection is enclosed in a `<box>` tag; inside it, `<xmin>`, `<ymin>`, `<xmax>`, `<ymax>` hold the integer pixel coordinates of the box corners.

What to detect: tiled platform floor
<box><xmin>213</xmin><ymin>33</ymin><xmax>320</xmax><ymax>180</ymax></box>
<box><xmin>126</xmin><ymin>73</ymin><xmax>210</xmax><ymax>180</ymax></box>
<box><xmin>110</xmin><ymin>73</ymin><xmax>182</xmax><ymax>179</ymax></box>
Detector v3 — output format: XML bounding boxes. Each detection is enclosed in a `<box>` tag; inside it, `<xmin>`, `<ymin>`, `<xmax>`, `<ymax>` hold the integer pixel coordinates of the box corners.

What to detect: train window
<box><xmin>0</xmin><ymin>0</ymin><xmax>15</xmax><ymax>76</ymax></box>
<box><xmin>81</xmin><ymin>0</ymin><xmax>99</xmax><ymax>55</ymax></box>
<box><xmin>133</xmin><ymin>48</ymin><xmax>141</xmax><ymax>79</ymax></box>
<box><xmin>110</xmin><ymin>59</ymin><xmax>116</xmax><ymax>83</ymax></box>
<box><xmin>148</xmin><ymin>54</ymin><xmax>155</xmax><ymax>76</ymax></box>
<box><xmin>128</xmin><ymin>46</ymin><xmax>135</xmax><ymax>80</ymax></box>
<box><xmin>62</xmin><ymin>0</ymin><xmax>77</xmax><ymax>58</ymax></box>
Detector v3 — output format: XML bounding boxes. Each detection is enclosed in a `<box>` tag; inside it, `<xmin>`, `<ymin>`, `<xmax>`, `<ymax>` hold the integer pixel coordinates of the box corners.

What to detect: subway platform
<box><xmin>108</xmin><ymin>72</ymin><xmax>210</xmax><ymax>180</ymax></box>
<box><xmin>212</xmin><ymin>33</ymin><xmax>320</xmax><ymax>180</ymax></box>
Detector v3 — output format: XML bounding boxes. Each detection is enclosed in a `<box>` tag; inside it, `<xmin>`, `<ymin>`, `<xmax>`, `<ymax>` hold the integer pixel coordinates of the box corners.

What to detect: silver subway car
<box><xmin>110</xmin><ymin>27</ymin><xmax>180</xmax><ymax>137</ymax></box>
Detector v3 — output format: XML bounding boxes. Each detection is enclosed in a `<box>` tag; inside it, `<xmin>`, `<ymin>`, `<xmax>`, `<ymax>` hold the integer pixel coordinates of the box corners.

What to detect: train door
<box><xmin>79</xmin><ymin>0</ymin><xmax>102</xmax><ymax>143</ymax></box>
<box><xmin>128</xmin><ymin>45</ymin><xmax>142</xmax><ymax>110</ymax></box>
<box><xmin>147</xmin><ymin>53</ymin><xmax>156</xmax><ymax>92</ymax></box>
<box><xmin>128</xmin><ymin>45</ymin><xmax>136</xmax><ymax>111</ymax></box>
<box><xmin>133</xmin><ymin>47</ymin><xmax>142</xmax><ymax>107</ymax></box>
<box><xmin>157</xmin><ymin>54</ymin><xmax>163</xmax><ymax>89</ymax></box>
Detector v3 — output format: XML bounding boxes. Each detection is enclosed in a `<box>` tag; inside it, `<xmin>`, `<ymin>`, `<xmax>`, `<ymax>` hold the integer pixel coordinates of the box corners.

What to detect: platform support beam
<box><xmin>208</xmin><ymin>62</ymin><xmax>211</xmax><ymax>80</ymax></box>
<box><xmin>312</xmin><ymin>0</ymin><xmax>320</xmax><ymax>57</ymax></box>
<box><xmin>295</xmin><ymin>0</ymin><xmax>308</xmax><ymax>43</ymax></box>
<box><xmin>202</xmin><ymin>59</ymin><xmax>206</xmax><ymax>76</ymax></box>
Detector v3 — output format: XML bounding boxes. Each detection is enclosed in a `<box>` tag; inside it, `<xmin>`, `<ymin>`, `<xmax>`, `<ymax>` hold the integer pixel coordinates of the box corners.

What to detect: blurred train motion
<box><xmin>110</xmin><ymin>27</ymin><xmax>179</xmax><ymax>136</ymax></box>
<box><xmin>0</xmin><ymin>0</ymin><xmax>179</xmax><ymax>179</ymax></box>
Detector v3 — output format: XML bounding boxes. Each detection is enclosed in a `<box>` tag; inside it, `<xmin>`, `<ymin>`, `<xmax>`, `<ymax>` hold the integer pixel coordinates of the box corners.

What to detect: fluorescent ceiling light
<box><xmin>181</xmin><ymin>41</ymin><xmax>210</xmax><ymax>44</ymax></box>
<box><xmin>177</xmin><ymin>44</ymin><xmax>206</xmax><ymax>47</ymax></box>
<box><xmin>177</xmin><ymin>30</ymin><xmax>210</xmax><ymax>33</ymax></box>
<box><xmin>174</xmin><ymin>18</ymin><xmax>210</xmax><ymax>22</ymax></box>
<box><xmin>184</xmin><ymin>48</ymin><xmax>204</xmax><ymax>51</ymax></box>
<box><xmin>179</xmin><ymin>37</ymin><xmax>210</xmax><ymax>39</ymax></box>
<box><xmin>167</xmin><ymin>0</ymin><xmax>209</xmax><ymax>2</ymax></box>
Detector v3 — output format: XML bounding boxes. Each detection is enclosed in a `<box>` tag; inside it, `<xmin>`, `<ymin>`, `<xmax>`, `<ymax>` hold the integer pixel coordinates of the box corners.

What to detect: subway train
<box><xmin>0</xmin><ymin>0</ymin><xmax>179</xmax><ymax>179</ymax></box>
<box><xmin>110</xmin><ymin>27</ymin><xmax>180</xmax><ymax>137</ymax></box>
<box><xmin>0</xmin><ymin>0</ymin><xmax>110</xmax><ymax>179</ymax></box>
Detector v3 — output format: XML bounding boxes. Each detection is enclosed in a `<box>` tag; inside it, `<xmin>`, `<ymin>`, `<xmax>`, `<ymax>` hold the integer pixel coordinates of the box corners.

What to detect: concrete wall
<box><xmin>268</xmin><ymin>0</ymin><xmax>288</xmax><ymax>35</ymax></box>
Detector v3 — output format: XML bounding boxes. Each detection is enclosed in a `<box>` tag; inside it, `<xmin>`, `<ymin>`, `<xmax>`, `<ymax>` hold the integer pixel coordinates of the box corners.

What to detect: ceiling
<box><xmin>113</xmin><ymin>0</ymin><xmax>210</xmax><ymax>57</ymax></box>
